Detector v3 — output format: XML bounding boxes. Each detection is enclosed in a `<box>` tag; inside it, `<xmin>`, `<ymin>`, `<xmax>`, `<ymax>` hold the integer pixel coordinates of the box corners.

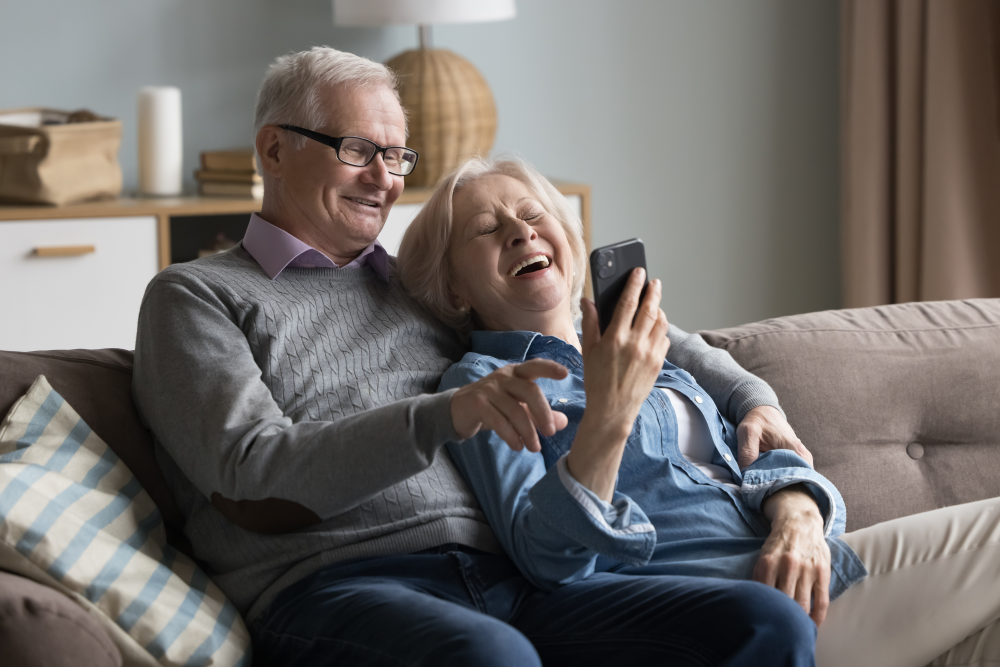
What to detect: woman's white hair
<box><xmin>398</xmin><ymin>156</ymin><xmax>587</xmax><ymax>339</ymax></box>
<box><xmin>253</xmin><ymin>46</ymin><xmax>402</xmax><ymax>150</ymax></box>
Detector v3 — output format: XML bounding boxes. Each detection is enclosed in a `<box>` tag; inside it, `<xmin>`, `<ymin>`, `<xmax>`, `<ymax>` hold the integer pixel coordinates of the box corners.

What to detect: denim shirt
<box><xmin>440</xmin><ymin>330</ymin><xmax>868</xmax><ymax>597</ymax></box>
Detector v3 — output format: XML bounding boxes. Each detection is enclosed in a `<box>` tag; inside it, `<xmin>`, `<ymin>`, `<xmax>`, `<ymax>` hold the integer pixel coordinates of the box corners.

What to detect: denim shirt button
<box><xmin>694</xmin><ymin>396</ymin><xmax>704</xmax><ymax>404</ymax></box>
<box><xmin>724</xmin><ymin>453</ymin><xmax>732</xmax><ymax>462</ymax></box>
<box><xmin>558</xmin><ymin>398</ymin><xmax>568</xmax><ymax>404</ymax></box>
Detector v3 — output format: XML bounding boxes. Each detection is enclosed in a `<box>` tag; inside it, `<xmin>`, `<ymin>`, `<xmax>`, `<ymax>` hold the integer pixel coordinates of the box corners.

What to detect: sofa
<box><xmin>2</xmin><ymin>298</ymin><xmax>999</xmax><ymax>665</ymax></box>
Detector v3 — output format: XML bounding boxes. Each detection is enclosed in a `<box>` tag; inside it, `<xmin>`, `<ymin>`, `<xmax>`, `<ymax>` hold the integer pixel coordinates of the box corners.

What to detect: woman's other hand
<box><xmin>451</xmin><ymin>358</ymin><xmax>571</xmax><ymax>453</ymax></box>
<box><xmin>755</xmin><ymin>485</ymin><xmax>831</xmax><ymax>626</ymax></box>
<box><xmin>567</xmin><ymin>268</ymin><xmax>670</xmax><ymax>500</ymax></box>
<box><xmin>737</xmin><ymin>406</ymin><xmax>814</xmax><ymax>469</ymax></box>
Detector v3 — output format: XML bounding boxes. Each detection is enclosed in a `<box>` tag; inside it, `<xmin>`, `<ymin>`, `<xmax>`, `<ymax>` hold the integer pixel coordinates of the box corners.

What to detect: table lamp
<box><xmin>333</xmin><ymin>0</ymin><xmax>516</xmax><ymax>187</ymax></box>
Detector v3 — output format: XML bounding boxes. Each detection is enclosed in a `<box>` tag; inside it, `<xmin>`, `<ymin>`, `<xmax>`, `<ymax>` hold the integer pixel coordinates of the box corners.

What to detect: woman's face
<box><xmin>448</xmin><ymin>174</ymin><xmax>576</xmax><ymax>333</ymax></box>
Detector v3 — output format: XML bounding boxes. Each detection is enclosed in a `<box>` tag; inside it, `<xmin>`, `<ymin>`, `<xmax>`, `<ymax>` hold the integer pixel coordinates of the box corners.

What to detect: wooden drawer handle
<box><xmin>34</xmin><ymin>245</ymin><xmax>96</xmax><ymax>257</ymax></box>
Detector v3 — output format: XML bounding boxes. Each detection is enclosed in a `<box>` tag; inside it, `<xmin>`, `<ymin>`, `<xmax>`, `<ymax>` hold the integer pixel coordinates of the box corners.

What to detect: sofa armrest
<box><xmin>0</xmin><ymin>349</ymin><xmax>184</xmax><ymax>538</ymax></box>
<box><xmin>0</xmin><ymin>570</ymin><xmax>121</xmax><ymax>667</ymax></box>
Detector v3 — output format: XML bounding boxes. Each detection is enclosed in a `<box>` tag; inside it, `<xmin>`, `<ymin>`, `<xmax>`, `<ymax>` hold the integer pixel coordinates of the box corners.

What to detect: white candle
<box><xmin>137</xmin><ymin>86</ymin><xmax>183</xmax><ymax>196</ymax></box>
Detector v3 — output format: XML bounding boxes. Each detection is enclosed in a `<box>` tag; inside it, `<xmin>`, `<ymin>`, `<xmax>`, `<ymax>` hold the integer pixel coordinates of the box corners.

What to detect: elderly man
<box><xmin>133</xmin><ymin>47</ymin><xmax>817</xmax><ymax>666</ymax></box>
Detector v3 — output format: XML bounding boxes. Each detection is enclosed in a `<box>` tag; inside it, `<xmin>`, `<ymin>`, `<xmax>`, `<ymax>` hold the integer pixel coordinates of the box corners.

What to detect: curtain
<box><xmin>841</xmin><ymin>0</ymin><xmax>1000</xmax><ymax>307</ymax></box>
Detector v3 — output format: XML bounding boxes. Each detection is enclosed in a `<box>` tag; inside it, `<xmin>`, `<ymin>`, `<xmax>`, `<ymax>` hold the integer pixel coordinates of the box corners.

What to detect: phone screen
<box><xmin>589</xmin><ymin>239</ymin><xmax>648</xmax><ymax>333</ymax></box>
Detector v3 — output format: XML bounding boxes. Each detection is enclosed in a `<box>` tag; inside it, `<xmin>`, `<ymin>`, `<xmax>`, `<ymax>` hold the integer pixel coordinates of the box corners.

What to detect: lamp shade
<box><xmin>333</xmin><ymin>0</ymin><xmax>515</xmax><ymax>26</ymax></box>
<box><xmin>386</xmin><ymin>49</ymin><xmax>497</xmax><ymax>187</ymax></box>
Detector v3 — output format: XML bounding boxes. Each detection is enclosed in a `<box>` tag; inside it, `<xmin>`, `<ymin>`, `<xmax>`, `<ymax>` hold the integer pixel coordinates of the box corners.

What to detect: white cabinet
<box><xmin>0</xmin><ymin>216</ymin><xmax>158</xmax><ymax>351</ymax></box>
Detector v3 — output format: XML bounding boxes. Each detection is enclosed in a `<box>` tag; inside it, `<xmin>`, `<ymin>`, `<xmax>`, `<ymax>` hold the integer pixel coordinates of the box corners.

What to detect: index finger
<box><xmin>607</xmin><ymin>267</ymin><xmax>646</xmax><ymax>335</ymax></box>
<box><xmin>633</xmin><ymin>278</ymin><xmax>663</xmax><ymax>338</ymax></box>
<box><xmin>513</xmin><ymin>360</ymin><xmax>569</xmax><ymax>437</ymax></box>
<box><xmin>512</xmin><ymin>358</ymin><xmax>569</xmax><ymax>381</ymax></box>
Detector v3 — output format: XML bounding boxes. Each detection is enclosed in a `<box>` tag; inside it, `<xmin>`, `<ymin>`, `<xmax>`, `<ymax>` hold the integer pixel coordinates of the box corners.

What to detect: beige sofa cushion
<box><xmin>701</xmin><ymin>299</ymin><xmax>1000</xmax><ymax>532</ymax></box>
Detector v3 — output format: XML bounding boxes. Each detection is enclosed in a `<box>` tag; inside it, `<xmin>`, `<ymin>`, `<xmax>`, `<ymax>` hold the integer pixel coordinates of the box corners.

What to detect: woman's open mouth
<box><xmin>508</xmin><ymin>254</ymin><xmax>551</xmax><ymax>278</ymax></box>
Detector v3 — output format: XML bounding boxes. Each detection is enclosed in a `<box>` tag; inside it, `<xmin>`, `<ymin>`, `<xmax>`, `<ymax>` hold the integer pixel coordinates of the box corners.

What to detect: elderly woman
<box><xmin>397</xmin><ymin>156</ymin><xmax>1000</xmax><ymax>667</ymax></box>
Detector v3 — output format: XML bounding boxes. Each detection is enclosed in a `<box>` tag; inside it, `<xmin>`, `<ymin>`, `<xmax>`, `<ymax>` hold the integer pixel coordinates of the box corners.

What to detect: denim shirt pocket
<box><xmin>540</xmin><ymin>395</ymin><xmax>642</xmax><ymax>470</ymax></box>
<box><xmin>539</xmin><ymin>396</ymin><xmax>584</xmax><ymax>468</ymax></box>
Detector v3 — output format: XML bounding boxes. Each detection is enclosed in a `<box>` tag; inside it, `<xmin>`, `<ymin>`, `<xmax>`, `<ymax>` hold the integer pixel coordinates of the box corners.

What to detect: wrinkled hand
<box><xmin>451</xmin><ymin>358</ymin><xmax>570</xmax><ymax>453</ymax></box>
<box><xmin>737</xmin><ymin>405</ymin><xmax>813</xmax><ymax>469</ymax></box>
<box><xmin>580</xmin><ymin>268</ymin><xmax>670</xmax><ymax>430</ymax></box>
<box><xmin>755</xmin><ymin>485</ymin><xmax>831</xmax><ymax>625</ymax></box>
<box><xmin>566</xmin><ymin>269</ymin><xmax>670</xmax><ymax>500</ymax></box>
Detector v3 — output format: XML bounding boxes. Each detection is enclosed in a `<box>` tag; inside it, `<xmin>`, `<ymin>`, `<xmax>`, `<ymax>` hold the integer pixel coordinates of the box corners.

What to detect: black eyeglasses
<box><xmin>279</xmin><ymin>124</ymin><xmax>419</xmax><ymax>176</ymax></box>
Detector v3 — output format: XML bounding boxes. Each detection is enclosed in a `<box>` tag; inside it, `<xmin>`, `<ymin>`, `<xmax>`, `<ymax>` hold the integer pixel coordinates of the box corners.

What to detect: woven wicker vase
<box><xmin>386</xmin><ymin>48</ymin><xmax>498</xmax><ymax>188</ymax></box>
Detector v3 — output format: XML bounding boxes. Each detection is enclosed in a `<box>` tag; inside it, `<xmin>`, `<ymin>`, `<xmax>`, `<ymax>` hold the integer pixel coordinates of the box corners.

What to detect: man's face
<box><xmin>278</xmin><ymin>83</ymin><xmax>407</xmax><ymax>259</ymax></box>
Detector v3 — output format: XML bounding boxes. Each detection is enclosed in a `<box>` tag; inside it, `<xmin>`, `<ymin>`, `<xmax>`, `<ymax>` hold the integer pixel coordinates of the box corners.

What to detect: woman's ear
<box><xmin>448</xmin><ymin>289</ymin><xmax>472</xmax><ymax>314</ymax></box>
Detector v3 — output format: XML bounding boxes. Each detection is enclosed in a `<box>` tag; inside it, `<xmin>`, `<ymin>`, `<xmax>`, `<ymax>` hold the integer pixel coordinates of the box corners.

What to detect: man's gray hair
<box><xmin>253</xmin><ymin>46</ymin><xmax>402</xmax><ymax>149</ymax></box>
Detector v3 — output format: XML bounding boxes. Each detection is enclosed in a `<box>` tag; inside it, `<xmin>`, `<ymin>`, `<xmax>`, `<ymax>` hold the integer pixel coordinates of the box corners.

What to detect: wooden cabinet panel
<box><xmin>0</xmin><ymin>216</ymin><xmax>158</xmax><ymax>351</ymax></box>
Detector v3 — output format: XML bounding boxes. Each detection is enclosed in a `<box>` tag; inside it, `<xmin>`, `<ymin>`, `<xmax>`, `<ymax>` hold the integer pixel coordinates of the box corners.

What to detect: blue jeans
<box><xmin>251</xmin><ymin>545</ymin><xmax>815</xmax><ymax>666</ymax></box>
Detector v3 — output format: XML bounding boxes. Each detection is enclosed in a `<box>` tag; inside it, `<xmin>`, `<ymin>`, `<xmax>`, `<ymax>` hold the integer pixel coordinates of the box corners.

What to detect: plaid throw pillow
<box><xmin>0</xmin><ymin>375</ymin><xmax>250</xmax><ymax>666</ymax></box>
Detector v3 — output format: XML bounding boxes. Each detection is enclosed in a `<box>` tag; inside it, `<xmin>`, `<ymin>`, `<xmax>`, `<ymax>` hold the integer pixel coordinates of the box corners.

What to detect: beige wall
<box><xmin>0</xmin><ymin>0</ymin><xmax>839</xmax><ymax>330</ymax></box>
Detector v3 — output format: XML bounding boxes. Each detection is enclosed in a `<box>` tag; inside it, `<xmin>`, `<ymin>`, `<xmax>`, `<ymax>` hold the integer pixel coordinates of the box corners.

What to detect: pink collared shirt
<box><xmin>241</xmin><ymin>212</ymin><xmax>390</xmax><ymax>282</ymax></box>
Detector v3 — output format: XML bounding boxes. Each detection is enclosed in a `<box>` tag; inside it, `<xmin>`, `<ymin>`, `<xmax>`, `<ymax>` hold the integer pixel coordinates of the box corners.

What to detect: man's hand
<box><xmin>755</xmin><ymin>485</ymin><xmax>831</xmax><ymax>626</ymax></box>
<box><xmin>737</xmin><ymin>405</ymin><xmax>813</xmax><ymax>469</ymax></box>
<box><xmin>451</xmin><ymin>358</ymin><xmax>570</xmax><ymax>453</ymax></box>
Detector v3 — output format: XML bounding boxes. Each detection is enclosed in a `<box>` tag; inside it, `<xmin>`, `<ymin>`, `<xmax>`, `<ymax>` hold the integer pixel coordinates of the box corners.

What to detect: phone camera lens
<box><xmin>597</xmin><ymin>250</ymin><xmax>614</xmax><ymax>279</ymax></box>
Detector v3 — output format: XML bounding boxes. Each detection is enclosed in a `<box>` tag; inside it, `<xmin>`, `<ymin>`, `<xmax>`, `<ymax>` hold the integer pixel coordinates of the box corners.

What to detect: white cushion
<box><xmin>0</xmin><ymin>375</ymin><xmax>251</xmax><ymax>667</ymax></box>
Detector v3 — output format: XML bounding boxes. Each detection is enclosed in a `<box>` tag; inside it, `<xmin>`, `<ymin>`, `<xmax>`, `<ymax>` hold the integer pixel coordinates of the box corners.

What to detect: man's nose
<box><xmin>360</xmin><ymin>152</ymin><xmax>393</xmax><ymax>189</ymax></box>
<box><xmin>508</xmin><ymin>219</ymin><xmax>537</xmax><ymax>247</ymax></box>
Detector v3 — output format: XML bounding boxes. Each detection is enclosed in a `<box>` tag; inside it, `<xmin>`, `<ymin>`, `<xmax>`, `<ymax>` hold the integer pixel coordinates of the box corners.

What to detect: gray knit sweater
<box><xmin>132</xmin><ymin>245</ymin><xmax>781</xmax><ymax>623</ymax></box>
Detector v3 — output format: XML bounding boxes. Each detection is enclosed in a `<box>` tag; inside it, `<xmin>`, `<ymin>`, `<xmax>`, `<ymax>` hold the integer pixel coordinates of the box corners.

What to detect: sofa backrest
<box><xmin>701</xmin><ymin>298</ymin><xmax>1000</xmax><ymax>532</ymax></box>
<box><xmin>6</xmin><ymin>299</ymin><xmax>998</xmax><ymax>538</ymax></box>
<box><xmin>0</xmin><ymin>349</ymin><xmax>184</xmax><ymax>537</ymax></box>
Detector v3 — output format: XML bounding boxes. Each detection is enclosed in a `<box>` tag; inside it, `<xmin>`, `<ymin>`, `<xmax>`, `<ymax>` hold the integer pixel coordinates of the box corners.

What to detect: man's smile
<box><xmin>344</xmin><ymin>196</ymin><xmax>381</xmax><ymax>209</ymax></box>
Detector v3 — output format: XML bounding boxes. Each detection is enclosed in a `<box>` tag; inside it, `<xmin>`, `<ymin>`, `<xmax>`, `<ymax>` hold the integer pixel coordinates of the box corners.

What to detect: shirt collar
<box><xmin>470</xmin><ymin>330</ymin><xmax>584</xmax><ymax>363</ymax></box>
<box><xmin>470</xmin><ymin>330</ymin><xmax>541</xmax><ymax>362</ymax></box>
<box><xmin>242</xmin><ymin>212</ymin><xmax>390</xmax><ymax>282</ymax></box>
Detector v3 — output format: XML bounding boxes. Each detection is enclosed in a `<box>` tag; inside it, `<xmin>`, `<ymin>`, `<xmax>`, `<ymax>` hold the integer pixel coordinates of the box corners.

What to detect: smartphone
<box><xmin>589</xmin><ymin>238</ymin><xmax>648</xmax><ymax>334</ymax></box>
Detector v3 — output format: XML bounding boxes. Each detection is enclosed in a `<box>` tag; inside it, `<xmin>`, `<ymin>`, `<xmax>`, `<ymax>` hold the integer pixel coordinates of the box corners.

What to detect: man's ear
<box><xmin>256</xmin><ymin>125</ymin><xmax>283</xmax><ymax>179</ymax></box>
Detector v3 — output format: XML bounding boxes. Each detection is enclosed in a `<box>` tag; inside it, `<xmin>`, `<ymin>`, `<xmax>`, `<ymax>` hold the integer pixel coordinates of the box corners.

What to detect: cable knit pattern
<box><xmin>133</xmin><ymin>246</ymin><xmax>498</xmax><ymax>623</ymax></box>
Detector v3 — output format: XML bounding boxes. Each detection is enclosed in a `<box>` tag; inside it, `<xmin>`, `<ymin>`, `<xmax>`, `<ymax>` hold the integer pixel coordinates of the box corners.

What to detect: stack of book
<box><xmin>196</xmin><ymin>148</ymin><xmax>263</xmax><ymax>199</ymax></box>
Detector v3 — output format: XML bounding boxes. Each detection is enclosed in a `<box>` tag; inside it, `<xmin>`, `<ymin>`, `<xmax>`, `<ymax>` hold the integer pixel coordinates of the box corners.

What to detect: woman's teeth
<box><xmin>509</xmin><ymin>255</ymin><xmax>551</xmax><ymax>277</ymax></box>
<box><xmin>349</xmin><ymin>197</ymin><xmax>377</xmax><ymax>207</ymax></box>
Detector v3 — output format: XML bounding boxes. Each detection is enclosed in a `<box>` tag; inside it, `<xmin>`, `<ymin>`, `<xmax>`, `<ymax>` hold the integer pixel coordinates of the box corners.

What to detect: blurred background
<box><xmin>0</xmin><ymin>0</ymin><xmax>840</xmax><ymax>331</ymax></box>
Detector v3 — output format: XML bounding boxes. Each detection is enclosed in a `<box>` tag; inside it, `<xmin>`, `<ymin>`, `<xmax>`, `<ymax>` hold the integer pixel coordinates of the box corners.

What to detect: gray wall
<box><xmin>0</xmin><ymin>0</ymin><xmax>840</xmax><ymax>331</ymax></box>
